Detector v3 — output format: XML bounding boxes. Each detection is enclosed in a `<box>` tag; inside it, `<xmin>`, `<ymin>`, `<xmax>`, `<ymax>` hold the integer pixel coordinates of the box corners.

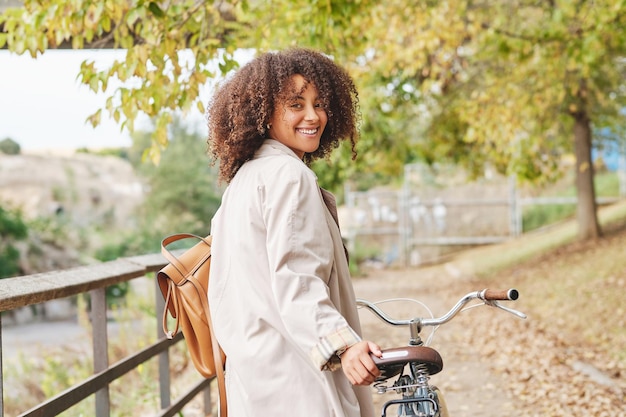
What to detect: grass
<box><xmin>452</xmin><ymin>196</ymin><xmax>626</xmax><ymax>275</ymax></box>
<box><xmin>522</xmin><ymin>170</ymin><xmax>621</xmax><ymax>232</ymax></box>
<box><xmin>451</xmin><ymin>198</ymin><xmax>626</xmax><ymax>367</ymax></box>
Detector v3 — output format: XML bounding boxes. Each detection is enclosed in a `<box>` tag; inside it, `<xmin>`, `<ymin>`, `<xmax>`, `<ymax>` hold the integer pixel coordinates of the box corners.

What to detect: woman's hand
<box><xmin>340</xmin><ymin>340</ymin><xmax>382</xmax><ymax>385</ymax></box>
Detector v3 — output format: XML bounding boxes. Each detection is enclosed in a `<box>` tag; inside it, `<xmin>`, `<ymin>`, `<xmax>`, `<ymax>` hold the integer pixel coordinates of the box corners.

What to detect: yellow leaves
<box><xmin>86</xmin><ymin>109</ymin><xmax>102</xmax><ymax>128</ymax></box>
<box><xmin>125</xmin><ymin>6</ymin><xmax>145</xmax><ymax>27</ymax></box>
<box><xmin>192</xmin><ymin>70</ymin><xmax>208</xmax><ymax>85</ymax></box>
<box><xmin>83</xmin><ymin>4</ymin><xmax>102</xmax><ymax>30</ymax></box>
<box><xmin>52</xmin><ymin>25</ymin><xmax>68</xmax><ymax>48</ymax></box>
<box><xmin>71</xmin><ymin>35</ymin><xmax>83</xmax><ymax>49</ymax></box>
<box><xmin>196</xmin><ymin>100</ymin><xmax>206</xmax><ymax>115</ymax></box>
<box><xmin>349</xmin><ymin>0</ymin><xmax>472</xmax><ymax>87</ymax></box>
<box><xmin>26</xmin><ymin>36</ymin><xmax>45</xmax><ymax>57</ymax></box>
<box><xmin>101</xmin><ymin>14</ymin><xmax>111</xmax><ymax>32</ymax></box>
<box><xmin>592</xmin><ymin>88</ymin><xmax>610</xmax><ymax>109</ymax></box>
<box><xmin>79</xmin><ymin>60</ymin><xmax>106</xmax><ymax>94</ymax></box>
<box><xmin>144</xmin><ymin>144</ymin><xmax>162</xmax><ymax>166</ymax></box>
<box><xmin>112</xmin><ymin>108</ymin><xmax>121</xmax><ymax>123</ymax></box>
<box><xmin>470</xmin><ymin>90</ymin><xmax>489</xmax><ymax>103</ymax></box>
<box><xmin>130</xmin><ymin>45</ymin><xmax>149</xmax><ymax>78</ymax></box>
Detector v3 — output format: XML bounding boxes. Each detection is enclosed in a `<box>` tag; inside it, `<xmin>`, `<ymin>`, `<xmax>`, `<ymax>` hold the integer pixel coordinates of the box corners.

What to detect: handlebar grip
<box><xmin>482</xmin><ymin>288</ymin><xmax>519</xmax><ymax>301</ymax></box>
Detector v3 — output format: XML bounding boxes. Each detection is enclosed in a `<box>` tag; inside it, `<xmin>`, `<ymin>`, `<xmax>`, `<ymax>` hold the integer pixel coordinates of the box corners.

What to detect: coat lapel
<box><xmin>319</xmin><ymin>187</ymin><xmax>349</xmax><ymax>263</ymax></box>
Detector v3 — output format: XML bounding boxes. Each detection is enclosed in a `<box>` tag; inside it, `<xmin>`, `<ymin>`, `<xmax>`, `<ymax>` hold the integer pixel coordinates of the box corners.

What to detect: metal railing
<box><xmin>0</xmin><ymin>252</ymin><xmax>214</xmax><ymax>417</ymax></box>
<box><xmin>345</xmin><ymin>175</ymin><xmax>625</xmax><ymax>266</ymax></box>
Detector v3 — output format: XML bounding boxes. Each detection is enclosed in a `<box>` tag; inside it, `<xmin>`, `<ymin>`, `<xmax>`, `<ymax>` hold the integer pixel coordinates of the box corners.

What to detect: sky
<box><xmin>0</xmin><ymin>49</ymin><xmax>217</xmax><ymax>152</ymax></box>
<box><xmin>1</xmin><ymin>50</ymin><xmax>133</xmax><ymax>151</ymax></box>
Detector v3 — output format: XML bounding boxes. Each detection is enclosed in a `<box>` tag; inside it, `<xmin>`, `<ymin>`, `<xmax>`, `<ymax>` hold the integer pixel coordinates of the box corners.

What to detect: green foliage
<box><xmin>93</xmin><ymin>229</ymin><xmax>161</xmax><ymax>261</ymax></box>
<box><xmin>4</xmin><ymin>347</ymin><xmax>93</xmax><ymax>415</ymax></box>
<box><xmin>348</xmin><ymin>240</ymin><xmax>384</xmax><ymax>278</ymax></box>
<box><xmin>594</xmin><ymin>169</ymin><xmax>621</xmax><ymax>197</ymax></box>
<box><xmin>523</xmin><ymin>204</ymin><xmax>576</xmax><ymax>233</ymax></box>
<box><xmin>93</xmin><ymin>117</ymin><xmax>222</xmax><ymax>261</ymax></box>
<box><xmin>0</xmin><ymin>137</ymin><xmax>21</xmax><ymax>155</ymax></box>
<box><xmin>0</xmin><ymin>244</ymin><xmax>21</xmax><ymax>278</ymax></box>
<box><xmin>0</xmin><ymin>206</ymin><xmax>27</xmax><ymax>238</ymax></box>
<box><xmin>27</xmin><ymin>215</ymin><xmax>73</xmax><ymax>246</ymax></box>
<box><xmin>0</xmin><ymin>206</ymin><xmax>28</xmax><ymax>278</ymax></box>
<box><xmin>132</xmin><ymin>117</ymin><xmax>222</xmax><ymax>236</ymax></box>
<box><xmin>522</xmin><ymin>171</ymin><xmax>620</xmax><ymax>232</ymax></box>
<box><xmin>76</xmin><ymin>146</ymin><xmax>129</xmax><ymax>160</ymax></box>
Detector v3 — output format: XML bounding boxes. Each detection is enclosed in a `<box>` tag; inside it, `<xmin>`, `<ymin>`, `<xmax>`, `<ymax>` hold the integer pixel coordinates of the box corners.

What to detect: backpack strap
<box><xmin>187</xmin><ymin>270</ymin><xmax>227</xmax><ymax>417</ymax></box>
<box><xmin>161</xmin><ymin>280</ymin><xmax>180</xmax><ymax>338</ymax></box>
<box><xmin>161</xmin><ymin>233</ymin><xmax>212</xmax><ymax>279</ymax></box>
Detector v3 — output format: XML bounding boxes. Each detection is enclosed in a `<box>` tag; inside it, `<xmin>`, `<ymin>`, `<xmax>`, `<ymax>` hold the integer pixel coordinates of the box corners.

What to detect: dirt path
<box><xmin>352</xmin><ymin>266</ymin><xmax>518</xmax><ymax>416</ymax></box>
<box><xmin>353</xmin><ymin>261</ymin><xmax>626</xmax><ymax>417</ymax></box>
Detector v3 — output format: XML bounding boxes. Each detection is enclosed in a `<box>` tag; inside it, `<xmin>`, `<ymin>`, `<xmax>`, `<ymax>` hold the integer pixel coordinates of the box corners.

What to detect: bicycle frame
<box><xmin>357</xmin><ymin>289</ymin><xmax>526</xmax><ymax>417</ymax></box>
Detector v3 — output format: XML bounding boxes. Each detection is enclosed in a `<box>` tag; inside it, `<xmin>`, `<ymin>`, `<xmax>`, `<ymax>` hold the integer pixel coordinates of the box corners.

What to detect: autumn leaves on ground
<box><xmin>355</xmin><ymin>201</ymin><xmax>626</xmax><ymax>417</ymax></box>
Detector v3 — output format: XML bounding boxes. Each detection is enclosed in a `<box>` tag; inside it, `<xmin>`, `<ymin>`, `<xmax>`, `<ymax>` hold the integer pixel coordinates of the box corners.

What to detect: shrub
<box><xmin>0</xmin><ymin>137</ymin><xmax>21</xmax><ymax>155</ymax></box>
<box><xmin>0</xmin><ymin>207</ymin><xmax>28</xmax><ymax>278</ymax></box>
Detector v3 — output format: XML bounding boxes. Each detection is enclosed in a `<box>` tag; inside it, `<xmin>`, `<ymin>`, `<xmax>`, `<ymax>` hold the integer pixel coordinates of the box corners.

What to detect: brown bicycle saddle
<box><xmin>371</xmin><ymin>346</ymin><xmax>444</xmax><ymax>381</ymax></box>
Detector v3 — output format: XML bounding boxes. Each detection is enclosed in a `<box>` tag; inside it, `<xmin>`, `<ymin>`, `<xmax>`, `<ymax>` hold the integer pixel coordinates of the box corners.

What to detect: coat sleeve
<box><xmin>263</xmin><ymin>163</ymin><xmax>360</xmax><ymax>370</ymax></box>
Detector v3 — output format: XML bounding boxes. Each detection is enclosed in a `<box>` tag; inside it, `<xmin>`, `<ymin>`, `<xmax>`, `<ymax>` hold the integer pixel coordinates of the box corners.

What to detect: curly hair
<box><xmin>206</xmin><ymin>48</ymin><xmax>359</xmax><ymax>183</ymax></box>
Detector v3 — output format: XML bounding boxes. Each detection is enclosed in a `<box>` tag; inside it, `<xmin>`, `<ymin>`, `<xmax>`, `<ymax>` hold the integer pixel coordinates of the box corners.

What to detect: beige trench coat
<box><xmin>208</xmin><ymin>140</ymin><xmax>375</xmax><ymax>416</ymax></box>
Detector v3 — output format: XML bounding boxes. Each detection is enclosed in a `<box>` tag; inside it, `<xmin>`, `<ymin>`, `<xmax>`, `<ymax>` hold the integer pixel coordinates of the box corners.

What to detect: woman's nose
<box><xmin>304</xmin><ymin>104</ymin><xmax>319</xmax><ymax>121</ymax></box>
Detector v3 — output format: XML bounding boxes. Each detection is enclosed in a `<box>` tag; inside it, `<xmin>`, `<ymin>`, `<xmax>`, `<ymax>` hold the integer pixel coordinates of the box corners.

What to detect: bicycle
<box><xmin>357</xmin><ymin>288</ymin><xmax>527</xmax><ymax>417</ymax></box>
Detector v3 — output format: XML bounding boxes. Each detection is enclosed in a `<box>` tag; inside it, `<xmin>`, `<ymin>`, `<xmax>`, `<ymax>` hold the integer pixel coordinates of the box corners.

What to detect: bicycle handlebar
<box><xmin>356</xmin><ymin>288</ymin><xmax>526</xmax><ymax>329</ymax></box>
<box><xmin>482</xmin><ymin>288</ymin><xmax>518</xmax><ymax>301</ymax></box>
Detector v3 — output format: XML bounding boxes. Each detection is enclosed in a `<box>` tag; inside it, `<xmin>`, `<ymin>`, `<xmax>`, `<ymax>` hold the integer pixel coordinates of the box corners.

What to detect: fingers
<box><xmin>367</xmin><ymin>340</ymin><xmax>383</xmax><ymax>357</ymax></box>
<box><xmin>340</xmin><ymin>341</ymin><xmax>381</xmax><ymax>386</ymax></box>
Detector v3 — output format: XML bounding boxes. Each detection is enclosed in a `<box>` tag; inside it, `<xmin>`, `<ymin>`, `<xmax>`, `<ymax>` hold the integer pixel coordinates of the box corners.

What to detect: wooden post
<box><xmin>91</xmin><ymin>288</ymin><xmax>110</xmax><ymax>417</ymax></box>
<box><xmin>155</xmin><ymin>279</ymin><xmax>172</xmax><ymax>410</ymax></box>
<box><xmin>0</xmin><ymin>313</ymin><xmax>4</xmax><ymax>417</ymax></box>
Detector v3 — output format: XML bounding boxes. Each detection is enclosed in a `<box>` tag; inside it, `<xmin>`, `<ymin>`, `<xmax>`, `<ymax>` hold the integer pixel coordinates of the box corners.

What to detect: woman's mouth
<box><xmin>297</xmin><ymin>128</ymin><xmax>318</xmax><ymax>135</ymax></box>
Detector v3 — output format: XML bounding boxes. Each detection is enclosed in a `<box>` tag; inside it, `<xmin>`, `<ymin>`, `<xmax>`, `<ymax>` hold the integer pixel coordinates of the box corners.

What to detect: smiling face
<box><xmin>267</xmin><ymin>74</ymin><xmax>328</xmax><ymax>159</ymax></box>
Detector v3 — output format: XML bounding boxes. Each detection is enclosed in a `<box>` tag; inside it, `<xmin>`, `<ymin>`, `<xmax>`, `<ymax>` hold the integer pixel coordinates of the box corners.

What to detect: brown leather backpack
<box><xmin>157</xmin><ymin>233</ymin><xmax>226</xmax><ymax>416</ymax></box>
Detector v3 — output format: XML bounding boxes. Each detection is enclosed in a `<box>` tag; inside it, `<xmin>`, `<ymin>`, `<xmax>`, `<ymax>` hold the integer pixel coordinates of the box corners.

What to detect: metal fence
<box><xmin>342</xmin><ymin>162</ymin><xmax>626</xmax><ymax>266</ymax></box>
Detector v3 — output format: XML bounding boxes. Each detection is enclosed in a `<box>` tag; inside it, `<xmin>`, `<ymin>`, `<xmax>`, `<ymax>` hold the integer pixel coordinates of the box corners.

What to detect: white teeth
<box><xmin>299</xmin><ymin>128</ymin><xmax>317</xmax><ymax>134</ymax></box>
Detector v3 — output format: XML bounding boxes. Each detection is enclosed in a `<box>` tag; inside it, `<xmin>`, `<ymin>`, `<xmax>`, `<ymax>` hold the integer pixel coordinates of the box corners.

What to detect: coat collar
<box><xmin>255</xmin><ymin>139</ymin><xmax>303</xmax><ymax>162</ymax></box>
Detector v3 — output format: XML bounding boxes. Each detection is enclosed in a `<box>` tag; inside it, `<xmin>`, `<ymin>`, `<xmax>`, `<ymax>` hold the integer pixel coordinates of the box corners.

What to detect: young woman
<box><xmin>206</xmin><ymin>48</ymin><xmax>381</xmax><ymax>416</ymax></box>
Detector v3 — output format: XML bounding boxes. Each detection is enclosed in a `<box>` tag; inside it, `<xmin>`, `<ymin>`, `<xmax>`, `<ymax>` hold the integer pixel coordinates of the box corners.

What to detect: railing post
<box><xmin>0</xmin><ymin>313</ymin><xmax>4</xmax><ymax>417</ymax></box>
<box><xmin>399</xmin><ymin>186</ymin><xmax>409</xmax><ymax>267</ymax></box>
<box><xmin>155</xmin><ymin>279</ymin><xmax>172</xmax><ymax>411</ymax></box>
<box><xmin>509</xmin><ymin>176</ymin><xmax>522</xmax><ymax>237</ymax></box>
<box><xmin>91</xmin><ymin>288</ymin><xmax>110</xmax><ymax>417</ymax></box>
<box><xmin>203</xmin><ymin>387</ymin><xmax>212</xmax><ymax>416</ymax></box>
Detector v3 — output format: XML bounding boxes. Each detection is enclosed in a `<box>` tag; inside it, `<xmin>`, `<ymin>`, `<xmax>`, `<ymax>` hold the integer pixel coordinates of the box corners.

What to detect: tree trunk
<box><xmin>573</xmin><ymin>110</ymin><xmax>602</xmax><ymax>240</ymax></box>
